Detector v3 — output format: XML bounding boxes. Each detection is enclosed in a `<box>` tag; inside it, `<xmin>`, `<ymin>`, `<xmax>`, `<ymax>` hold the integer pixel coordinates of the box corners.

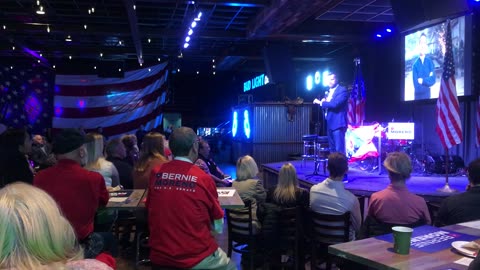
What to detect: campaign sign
<box><xmin>376</xmin><ymin>225</ymin><xmax>478</xmax><ymax>253</ymax></box>
<box><xmin>386</xmin><ymin>122</ymin><xmax>415</xmax><ymax>140</ymax></box>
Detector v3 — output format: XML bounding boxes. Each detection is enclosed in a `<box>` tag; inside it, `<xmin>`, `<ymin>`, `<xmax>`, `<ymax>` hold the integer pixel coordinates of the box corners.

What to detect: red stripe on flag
<box><xmin>57</xmin><ymin>86</ymin><xmax>166</xmax><ymax>118</ymax></box>
<box><xmin>56</xmin><ymin>68</ymin><xmax>167</xmax><ymax>96</ymax></box>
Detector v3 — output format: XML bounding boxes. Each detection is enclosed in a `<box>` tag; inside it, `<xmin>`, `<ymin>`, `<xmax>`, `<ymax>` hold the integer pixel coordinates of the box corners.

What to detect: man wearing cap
<box><xmin>367</xmin><ymin>152</ymin><xmax>431</xmax><ymax>225</ymax></box>
<box><xmin>34</xmin><ymin>129</ymin><xmax>110</xmax><ymax>258</ymax></box>
<box><xmin>147</xmin><ymin>127</ymin><xmax>235</xmax><ymax>270</ymax></box>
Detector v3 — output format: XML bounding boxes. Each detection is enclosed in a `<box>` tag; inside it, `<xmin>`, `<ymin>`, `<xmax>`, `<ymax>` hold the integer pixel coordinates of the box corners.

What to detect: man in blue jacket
<box><xmin>413</xmin><ymin>33</ymin><xmax>436</xmax><ymax>100</ymax></box>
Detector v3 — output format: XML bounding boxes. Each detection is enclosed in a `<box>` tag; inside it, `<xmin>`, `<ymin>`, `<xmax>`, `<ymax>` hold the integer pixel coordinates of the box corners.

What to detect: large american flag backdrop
<box><xmin>0</xmin><ymin>65</ymin><xmax>54</xmax><ymax>133</ymax></box>
<box><xmin>347</xmin><ymin>58</ymin><xmax>366</xmax><ymax>125</ymax></box>
<box><xmin>53</xmin><ymin>62</ymin><xmax>168</xmax><ymax>137</ymax></box>
<box><xmin>435</xmin><ymin>21</ymin><xmax>463</xmax><ymax>149</ymax></box>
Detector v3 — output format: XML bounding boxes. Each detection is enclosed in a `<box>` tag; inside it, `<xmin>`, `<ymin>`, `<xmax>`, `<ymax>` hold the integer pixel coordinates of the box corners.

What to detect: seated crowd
<box><xmin>0</xmin><ymin>124</ymin><xmax>479</xmax><ymax>269</ymax></box>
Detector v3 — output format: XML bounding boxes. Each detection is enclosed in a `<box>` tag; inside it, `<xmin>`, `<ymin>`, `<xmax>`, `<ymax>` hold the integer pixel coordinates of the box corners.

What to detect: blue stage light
<box><xmin>306</xmin><ymin>75</ymin><xmax>313</xmax><ymax>91</ymax></box>
<box><xmin>185</xmin><ymin>36</ymin><xmax>190</xmax><ymax>42</ymax></box>
<box><xmin>322</xmin><ymin>71</ymin><xmax>330</xmax><ymax>87</ymax></box>
<box><xmin>191</xmin><ymin>21</ymin><xmax>197</xmax><ymax>28</ymax></box>
<box><xmin>188</xmin><ymin>29</ymin><xmax>193</xmax><ymax>35</ymax></box>
<box><xmin>386</xmin><ymin>28</ymin><xmax>392</xmax><ymax>33</ymax></box>
<box><xmin>184</xmin><ymin>43</ymin><xmax>189</xmax><ymax>48</ymax></box>
<box><xmin>197</xmin><ymin>12</ymin><xmax>202</xmax><ymax>18</ymax></box>
<box><xmin>376</xmin><ymin>34</ymin><xmax>382</xmax><ymax>38</ymax></box>
<box><xmin>314</xmin><ymin>71</ymin><xmax>321</xmax><ymax>85</ymax></box>
<box><xmin>243</xmin><ymin>110</ymin><xmax>251</xmax><ymax>139</ymax></box>
<box><xmin>232</xmin><ymin>111</ymin><xmax>238</xmax><ymax>137</ymax></box>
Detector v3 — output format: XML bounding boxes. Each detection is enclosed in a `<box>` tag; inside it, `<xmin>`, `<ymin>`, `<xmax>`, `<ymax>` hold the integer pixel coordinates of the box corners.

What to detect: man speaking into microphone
<box><xmin>313</xmin><ymin>71</ymin><xmax>349</xmax><ymax>154</ymax></box>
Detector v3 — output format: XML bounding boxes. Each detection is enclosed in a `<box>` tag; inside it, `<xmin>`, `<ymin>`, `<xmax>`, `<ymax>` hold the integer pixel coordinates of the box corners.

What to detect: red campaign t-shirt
<box><xmin>146</xmin><ymin>159</ymin><xmax>223</xmax><ymax>268</ymax></box>
<box><xmin>34</xmin><ymin>159</ymin><xmax>109</xmax><ymax>240</ymax></box>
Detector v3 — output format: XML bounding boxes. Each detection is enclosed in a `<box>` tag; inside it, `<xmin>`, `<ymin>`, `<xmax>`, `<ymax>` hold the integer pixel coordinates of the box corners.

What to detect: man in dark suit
<box><xmin>31</xmin><ymin>134</ymin><xmax>56</xmax><ymax>170</ymax></box>
<box><xmin>313</xmin><ymin>72</ymin><xmax>349</xmax><ymax>154</ymax></box>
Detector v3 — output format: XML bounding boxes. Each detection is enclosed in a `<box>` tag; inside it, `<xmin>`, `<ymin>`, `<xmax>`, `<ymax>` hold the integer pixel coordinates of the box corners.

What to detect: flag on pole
<box><xmin>53</xmin><ymin>62</ymin><xmax>168</xmax><ymax>137</ymax></box>
<box><xmin>347</xmin><ymin>58</ymin><xmax>366</xmax><ymax>125</ymax></box>
<box><xmin>435</xmin><ymin>20</ymin><xmax>463</xmax><ymax>149</ymax></box>
<box><xmin>476</xmin><ymin>96</ymin><xmax>480</xmax><ymax>147</ymax></box>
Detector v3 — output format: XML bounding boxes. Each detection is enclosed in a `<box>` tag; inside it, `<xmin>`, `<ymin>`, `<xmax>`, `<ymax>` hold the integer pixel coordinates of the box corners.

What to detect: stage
<box><xmin>260</xmin><ymin>160</ymin><xmax>469</xmax><ymax>203</ymax></box>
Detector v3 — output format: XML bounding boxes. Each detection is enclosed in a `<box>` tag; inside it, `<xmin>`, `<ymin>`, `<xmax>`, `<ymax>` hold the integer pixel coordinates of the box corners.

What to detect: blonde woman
<box><xmin>232</xmin><ymin>155</ymin><xmax>266</xmax><ymax>232</ymax></box>
<box><xmin>84</xmin><ymin>133</ymin><xmax>120</xmax><ymax>189</ymax></box>
<box><xmin>0</xmin><ymin>182</ymin><xmax>113</xmax><ymax>270</ymax></box>
<box><xmin>267</xmin><ymin>163</ymin><xmax>309</xmax><ymax>209</ymax></box>
<box><xmin>133</xmin><ymin>132</ymin><xmax>168</xmax><ymax>189</ymax></box>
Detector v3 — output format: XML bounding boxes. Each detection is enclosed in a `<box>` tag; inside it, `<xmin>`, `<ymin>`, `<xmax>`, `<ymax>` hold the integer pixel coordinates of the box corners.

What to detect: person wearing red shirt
<box><xmin>147</xmin><ymin>127</ymin><xmax>236</xmax><ymax>269</ymax></box>
<box><xmin>34</xmin><ymin>129</ymin><xmax>110</xmax><ymax>258</ymax></box>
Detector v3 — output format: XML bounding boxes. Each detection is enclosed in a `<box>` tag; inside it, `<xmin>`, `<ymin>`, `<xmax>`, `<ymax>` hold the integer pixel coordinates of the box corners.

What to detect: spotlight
<box><xmin>191</xmin><ymin>21</ymin><xmax>197</xmax><ymax>28</ymax></box>
<box><xmin>2</xmin><ymin>25</ymin><xmax>5</xmax><ymax>30</ymax></box>
<box><xmin>386</xmin><ymin>28</ymin><xmax>392</xmax><ymax>33</ymax></box>
<box><xmin>148</xmin><ymin>68</ymin><xmax>151</xmax><ymax>72</ymax></box>
<box><xmin>306</xmin><ymin>75</ymin><xmax>313</xmax><ymax>91</ymax></box>
<box><xmin>36</xmin><ymin>6</ymin><xmax>45</xmax><ymax>15</ymax></box>
<box><xmin>376</xmin><ymin>34</ymin><xmax>382</xmax><ymax>38</ymax></box>
<box><xmin>47</xmin><ymin>25</ymin><xmax>50</xmax><ymax>32</ymax></box>
<box><xmin>65</xmin><ymin>35</ymin><xmax>72</xmax><ymax>42</ymax></box>
<box><xmin>212</xmin><ymin>59</ymin><xmax>215</xmax><ymax>63</ymax></box>
<box><xmin>88</xmin><ymin>9</ymin><xmax>91</xmax><ymax>14</ymax></box>
<box><xmin>39</xmin><ymin>53</ymin><xmax>42</xmax><ymax>57</ymax></box>
<box><xmin>148</xmin><ymin>38</ymin><xmax>151</xmax><ymax>43</ymax></box>
<box><xmin>37</xmin><ymin>60</ymin><xmax>40</xmax><ymax>63</ymax></box>
<box><xmin>94</xmin><ymin>66</ymin><xmax>97</xmax><ymax>69</ymax></box>
<box><xmin>12</xmin><ymin>46</ymin><xmax>15</xmax><ymax>50</ymax></box>
<box><xmin>188</xmin><ymin>29</ymin><xmax>193</xmax><ymax>35</ymax></box>
<box><xmin>100</xmin><ymin>52</ymin><xmax>103</xmax><ymax>57</ymax></box>
<box><xmin>157</xmin><ymin>58</ymin><xmax>161</xmax><ymax>62</ymax></box>
<box><xmin>212</xmin><ymin>65</ymin><xmax>216</xmax><ymax>69</ymax></box>
<box><xmin>91</xmin><ymin>7</ymin><xmax>95</xmax><ymax>13</ymax></box>
<box><xmin>197</xmin><ymin>12</ymin><xmax>202</xmax><ymax>18</ymax></box>
<box><xmin>52</xmin><ymin>65</ymin><xmax>55</xmax><ymax>69</ymax></box>
<box><xmin>84</xmin><ymin>24</ymin><xmax>87</xmax><ymax>30</ymax></box>
<box><xmin>118</xmin><ymin>68</ymin><xmax>122</xmax><ymax>72</ymax></box>
<box><xmin>213</xmin><ymin>71</ymin><xmax>216</xmax><ymax>75</ymax></box>
<box><xmin>185</xmin><ymin>36</ymin><xmax>190</xmax><ymax>42</ymax></box>
<box><xmin>133</xmin><ymin>4</ymin><xmax>136</xmax><ymax>10</ymax></box>
<box><xmin>184</xmin><ymin>43</ymin><xmax>189</xmax><ymax>48</ymax></box>
<box><xmin>177</xmin><ymin>69</ymin><xmax>180</xmax><ymax>72</ymax></box>
<box><xmin>69</xmin><ymin>56</ymin><xmax>72</xmax><ymax>60</ymax></box>
<box><xmin>196</xmin><ymin>71</ymin><xmax>199</xmax><ymax>74</ymax></box>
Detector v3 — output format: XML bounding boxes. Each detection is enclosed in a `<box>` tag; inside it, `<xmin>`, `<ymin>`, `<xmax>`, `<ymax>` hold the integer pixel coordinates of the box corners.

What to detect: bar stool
<box><xmin>315</xmin><ymin>136</ymin><xmax>329</xmax><ymax>174</ymax></box>
<box><xmin>302</xmin><ymin>135</ymin><xmax>318</xmax><ymax>167</ymax></box>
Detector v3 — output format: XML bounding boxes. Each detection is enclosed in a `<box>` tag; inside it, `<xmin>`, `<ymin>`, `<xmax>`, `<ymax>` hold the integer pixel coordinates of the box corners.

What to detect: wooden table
<box><xmin>106</xmin><ymin>189</ymin><xmax>146</xmax><ymax>209</ymax></box>
<box><xmin>328</xmin><ymin>224</ymin><xmax>480</xmax><ymax>270</ymax></box>
<box><xmin>122</xmin><ymin>188</ymin><xmax>245</xmax><ymax>210</ymax></box>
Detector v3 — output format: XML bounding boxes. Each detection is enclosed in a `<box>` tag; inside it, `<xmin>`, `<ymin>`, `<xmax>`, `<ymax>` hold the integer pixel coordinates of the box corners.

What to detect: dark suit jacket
<box><xmin>31</xmin><ymin>142</ymin><xmax>55</xmax><ymax>169</ymax></box>
<box><xmin>321</xmin><ymin>85</ymin><xmax>349</xmax><ymax>130</ymax></box>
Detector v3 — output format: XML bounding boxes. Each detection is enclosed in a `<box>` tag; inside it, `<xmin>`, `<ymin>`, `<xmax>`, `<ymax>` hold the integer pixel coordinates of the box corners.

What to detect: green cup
<box><xmin>392</xmin><ymin>226</ymin><xmax>413</xmax><ymax>255</ymax></box>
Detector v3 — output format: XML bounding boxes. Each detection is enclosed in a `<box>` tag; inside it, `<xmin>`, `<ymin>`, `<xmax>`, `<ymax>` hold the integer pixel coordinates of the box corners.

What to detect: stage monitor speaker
<box><xmin>390</xmin><ymin>0</ymin><xmax>470</xmax><ymax>32</ymax></box>
<box><xmin>97</xmin><ymin>60</ymin><xmax>125</xmax><ymax>78</ymax></box>
<box><xmin>263</xmin><ymin>43</ymin><xmax>294</xmax><ymax>85</ymax></box>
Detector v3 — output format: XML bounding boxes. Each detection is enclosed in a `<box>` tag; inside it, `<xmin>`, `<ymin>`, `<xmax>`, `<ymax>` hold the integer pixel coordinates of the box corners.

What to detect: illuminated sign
<box><xmin>232</xmin><ymin>111</ymin><xmax>238</xmax><ymax>137</ymax></box>
<box><xmin>243</xmin><ymin>74</ymin><xmax>269</xmax><ymax>92</ymax></box>
<box><xmin>243</xmin><ymin>109</ymin><xmax>251</xmax><ymax>139</ymax></box>
<box><xmin>387</xmin><ymin>122</ymin><xmax>415</xmax><ymax>140</ymax></box>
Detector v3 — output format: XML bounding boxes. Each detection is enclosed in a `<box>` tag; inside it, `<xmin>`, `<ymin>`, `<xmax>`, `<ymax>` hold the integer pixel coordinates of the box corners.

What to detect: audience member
<box><xmin>121</xmin><ymin>134</ymin><xmax>139</xmax><ymax>166</ymax></box>
<box><xmin>436</xmin><ymin>158</ymin><xmax>480</xmax><ymax>226</ymax></box>
<box><xmin>232</xmin><ymin>155</ymin><xmax>266</xmax><ymax>233</ymax></box>
<box><xmin>147</xmin><ymin>127</ymin><xmax>235</xmax><ymax>269</ymax></box>
<box><xmin>196</xmin><ymin>139</ymin><xmax>230</xmax><ymax>187</ymax></box>
<box><xmin>34</xmin><ymin>129</ymin><xmax>112</xmax><ymax>258</ymax></box>
<box><xmin>106</xmin><ymin>138</ymin><xmax>133</xmax><ymax>189</ymax></box>
<box><xmin>135</xmin><ymin>125</ymin><xmax>147</xmax><ymax>147</ymax></box>
<box><xmin>367</xmin><ymin>152</ymin><xmax>431</xmax><ymax>225</ymax></box>
<box><xmin>267</xmin><ymin>162</ymin><xmax>309</xmax><ymax>208</ymax></box>
<box><xmin>85</xmin><ymin>133</ymin><xmax>120</xmax><ymax>189</ymax></box>
<box><xmin>31</xmin><ymin>134</ymin><xmax>56</xmax><ymax>170</ymax></box>
<box><xmin>0</xmin><ymin>182</ymin><xmax>114</xmax><ymax>270</ymax></box>
<box><xmin>133</xmin><ymin>132</ymin><xmax>168</xmax><ymax>189</ymax></box>
<box><xmin>310</xmin><ymin>152</ymin><xmax>362</xmax><ymax>240</ymax></box>
<box><xmin>0</xmin><ymin>128</ymin><xmax>34</xmax><ymax>187</ymax></box>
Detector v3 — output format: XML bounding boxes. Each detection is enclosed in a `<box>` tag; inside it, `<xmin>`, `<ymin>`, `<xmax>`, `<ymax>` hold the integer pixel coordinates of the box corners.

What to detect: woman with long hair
<box><xmin>268</xmin><ymin>162</ymin><xmax>309</xmax><ymax>209</ymax></box>
<box><xmin>84</xmin><ymin>133</ymin><xmax>120</xmax><ymax>189</ymax></box>
<box><xmin>133</xmin><ymin>132</ymin><xmax>168</xmax><ymax>189</ymax></box>
<box><xmin>0</xmin><ymin>182</ymin><xmax>113</xmax><ymax>269</ymax></box>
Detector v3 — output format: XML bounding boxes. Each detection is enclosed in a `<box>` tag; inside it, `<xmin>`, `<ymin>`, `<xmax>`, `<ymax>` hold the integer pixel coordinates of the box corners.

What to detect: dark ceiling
<box><xmin>0</xmin><ymin>0</ymin><xmax>395</xmax><ymax>73</ymax></box>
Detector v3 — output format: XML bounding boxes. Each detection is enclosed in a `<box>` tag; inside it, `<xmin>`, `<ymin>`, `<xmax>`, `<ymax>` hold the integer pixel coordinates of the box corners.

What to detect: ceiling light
<box><xmin>52</xmin><ymin>65</ymin><xmax>55</xmax><ymax>69</ymax></box>
<box><xmin>119</xmin><ymin>41</ymin><xmax>122</xmax><ymax>45</ymax></box>
<box><xmin>177</xmin><ymin>69</ymin><xmax>180</xmax><ymax>72</ymax></box>
<box><xmin>37</xmin><ymin>60</ymin><xmax>40</xmax><ymax>63</ymax></box>
<box><xmin>94</xmin><ymin>66</ymin><xmax>97</xmax><ymax>69</ymax></box>
<box><xmin>65</xmin><ymin>35</ymin><xmax>72</xmax><ymax>42</ymax></box>
<box><xmin>185</xmin><ymin>36</ymin><xmax>190</xmax><ymax>42</ymax></box>
<box><xmin>197</xmin><ymin>12</ymin><xmax>202</xmax><ymax>19</ymax></box>
<box><xmin>91</xmin><ymin>7</ymin><xmax>95</xmax><ymax>13</ymax></box>
<box><xmin>194</xmin><ymin>17</ymin><xmax>200</xmax><ymax>21</ymax></box>
<box><xmin>386</xmin><ymin>28</ymin><xmax>392</xmax><ymax>33</ymax></box>
<box><xmin>47</xmin><ymin>25</ymin><xmax>50</xmax><ymax>32</ymax></box>
<box><xmin>140</xmin><ymin>63</ymin><xmax>143</xmax><ymax>66</ymax></box>
<box><xmin>191</xmin><ymin>21</ymin><xmax>197</xmax><ymax>28</ymax></box>
<box><xmin>148</xmin><ymin>38</ymin><xmax>151</xmax><ymax>43</ymax></box>
<box><xmin>100</xmin><ymin>52</ymin><xmax>103</xmax><ymax>57</ymax></box>
<box><xmin>212</xmin><ymin>59</ymin><xmax>215</xmax><ymax>63</ymax></box>
<box><xmin>10</xmin><ymin>66</ymin><xmax>13</xmax><ymax>69</ymax></box>
<box><xmin>376</xmin><ymin>34</ymin><xmax>382</xmax><ymax>38</ymax></box>
<box><xmin>148</xmin><ymin>68</ymin><xmax>151</xmax><ymax>72</ymax></box>
<box><xmin>88</xmin><ymin>9</ymin><xmax>91</xmax><ymax>14</ymax></box>
<box><xmin>188</xmin><ymin>29</ymin><xmax>193</xmax><ymax>35</ymax></box>
<box><xmin>118</xmin><ymin>68</ymin><xmax>122</xmax><ymax>72</ymax></box>
<box><xmin>133</xmin><ymin>4</ymin><xmax>136</xmax><ymax>10</ymax></box>
<box><xmin>39</xmin><ymin>53</ymin><xmax>42</xmax><ymax>57</ymax></box>
<box><xmin>196</xmin><ymin>71</ymin><xmax>199</xmax><ymax>74</ymax></box>
<box><xmin>213</xmin><ymin>71</ymin><xmax>216</xmax><ymax>75</ymax></box>
<box><xmin>84</xmin><ymin>24</ymin><xmax>87</xmax><ymax>30</ymax></box>
<box><xmin>157</xmin><ymin>58</ymin><xmax>161</xmax><ymax>62</ymax></box>
<box><xmin>12</xmin><ymin>46</ymin><xmax>15</xmax><ymax>50</ymax></box>
<box><xmin>212</xmin><ymin>65</ymin><xmax>216</xmax><ymax>69</ymax></box>
<box><xmin>69</xmin><ymin>56</ymin><xmax>72</xmax><ymax>59</ymax></box>
<box><xmin>37</xmin><ymin>0</ymin><xmax>40</xmax><ymax>5</ymax></box>
<box><xmin>36</xmin><ymin>6</ymin><xmax>45</xmax><ymax>15</ymax></box>
<box><xmin>183</xmin><ymin>43</ymin><xmax>189</xmax><ymax>48</ymax></box>
<box><xmin>2</xmin><ymin>25</ymin><xmax>6</xmax><ymax>30</ymax></box>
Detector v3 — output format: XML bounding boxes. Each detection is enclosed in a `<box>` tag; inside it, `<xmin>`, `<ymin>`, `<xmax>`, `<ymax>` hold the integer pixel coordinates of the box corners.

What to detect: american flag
<box><xmin>435</xmin><ymin>21</ymin><xmax>463</xmax><ymax>149</ymax></box>
<box><xmin>0</xmin><ymin>65</ymin><xmax>53</xmax><ymax>133</ymax></box>
<box><xmin>347</xmin><ymin>58</ymin><xmax>366</xmax><ymax>125</ymax></box>
<box><xmin>53</xmin><ymin>62</ymin><xmax>168</xmax><ymax>137</ymax></box>
<box><xmin>476</xmin><ymin>96</ymin><xmax>480</xmax><ymax>147</ymax></box>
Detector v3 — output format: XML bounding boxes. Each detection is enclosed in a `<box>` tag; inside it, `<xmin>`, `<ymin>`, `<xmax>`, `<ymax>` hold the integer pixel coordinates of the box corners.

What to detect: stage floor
<box><xmin>261</xmin><ymin>160</ymin><xmax>469</xmax><ymax>203</ymax></box>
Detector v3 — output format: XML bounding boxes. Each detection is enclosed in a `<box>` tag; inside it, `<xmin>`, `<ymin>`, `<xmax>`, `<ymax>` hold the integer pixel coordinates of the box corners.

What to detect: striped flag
<box><xmin>347</xmin><ymin>58</ymin><xmax>366</xmax><ymax>125</ymax></box>
<box><xmin>435</xmin><ymin>21</ymin><xmax>462</xmax><ymax>149</ymax></box>
<box><xmin>476</xmin><ymin>96</ymin><xmax>480</xmax><ymax>147</ymax></box>
<box><xmin>53</xmin><ymin>62</ymin><xmax>168</xmax><ymax>137</ymax></box>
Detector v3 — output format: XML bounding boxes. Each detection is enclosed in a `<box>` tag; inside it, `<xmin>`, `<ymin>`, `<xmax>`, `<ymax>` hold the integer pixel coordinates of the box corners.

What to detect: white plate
<box><xmin>451</xmin><ymin>241</ymin><xmax>478</xmax><ymax>258</ymax></box>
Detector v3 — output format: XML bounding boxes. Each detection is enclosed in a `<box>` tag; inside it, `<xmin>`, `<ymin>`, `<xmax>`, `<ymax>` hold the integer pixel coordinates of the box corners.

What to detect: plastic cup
<box><xmin>392</xmin><ymin>226</ymin><xmax>413</xmax><ymax>255</ymax></box>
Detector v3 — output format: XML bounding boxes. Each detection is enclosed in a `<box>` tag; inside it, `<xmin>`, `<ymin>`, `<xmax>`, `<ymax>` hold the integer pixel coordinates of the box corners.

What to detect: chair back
<box><xmin>360</xmin><ymin>215</ymin><xmax>426</xmax><ymax>238</ymax></box>
<box><xmin>309</xmin><ymin>210</ymin><xmax>350</xmax><ymax>245</ymax></box>
<box><xmin>278</xmin><ymin>206</ymin><xmax>303</xmax><ymax>246</ymax></box>
<box><xmin>226</xmin><ymin>200</ymin><xmax>254</xmax><ymax>248</ymax></box>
